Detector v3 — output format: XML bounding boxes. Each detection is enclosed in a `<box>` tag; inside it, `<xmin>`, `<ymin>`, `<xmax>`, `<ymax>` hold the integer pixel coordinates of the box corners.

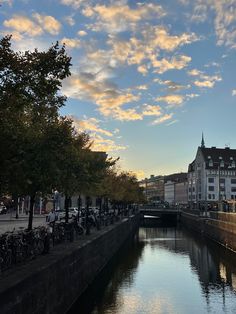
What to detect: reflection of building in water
<box><xmin>140</xmin><ymin>226</ymin><xmax>236</xmax><ymax>307</ymax></box>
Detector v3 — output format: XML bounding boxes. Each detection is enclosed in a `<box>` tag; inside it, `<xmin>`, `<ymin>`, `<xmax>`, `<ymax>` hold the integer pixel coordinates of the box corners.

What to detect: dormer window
<box><xmin>209</xmin><ymin>159</ymin><xmax>213</xmax><ymax>167</ymax></box>
<box><xmin>220</xmin><ymin>160</ymin><xmax>224</xmax><ymax>168</ymax></box>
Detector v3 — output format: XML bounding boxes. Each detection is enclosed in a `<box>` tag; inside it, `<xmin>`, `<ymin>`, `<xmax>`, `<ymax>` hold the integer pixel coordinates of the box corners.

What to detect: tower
<box><xmin>201</xmin><ymin>133</ymin><xmax>205</xmax><ymax>148</ymax></box>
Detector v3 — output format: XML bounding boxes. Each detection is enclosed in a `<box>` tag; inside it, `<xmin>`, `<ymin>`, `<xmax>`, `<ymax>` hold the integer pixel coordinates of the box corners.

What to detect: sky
<box><xmin>1</xmin><ymin>0</ymin><xmax>236</xmax><ymax>179</ymax></box>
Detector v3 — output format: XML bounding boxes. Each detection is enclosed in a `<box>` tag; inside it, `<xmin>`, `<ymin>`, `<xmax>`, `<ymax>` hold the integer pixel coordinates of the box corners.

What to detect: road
<box><xmin>0</xmin><ymin>214</ymin><xmax>47</xmax><ymax>234</ymax></box>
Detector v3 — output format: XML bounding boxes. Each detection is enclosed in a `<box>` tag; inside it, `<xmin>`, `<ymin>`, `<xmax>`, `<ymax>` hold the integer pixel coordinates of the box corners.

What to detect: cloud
<box><xmin>232</xmin><ymin>89</ymin><xmax>236</xmax><ymax>96</ymax></box>
<box><xmin>137</xmin><ymin>65</ymin><xmax>148</xmax><ymax>75</ymax></box>
<box><xmin>90</xmin><ymin>134</ymin><xmax>127</xmax><ymax>152</ymax></box>
<box><xmin>211</xmin><ymin>0</ymin><xmax>236</xmax><ymax>49</ymax></box>
<box><xmin>186</xmin><ymin>93</ymin><xmax>200</xmax><ymax>99</ymax></box>
<box><xmin>152</xmin><ymin>55</ymin><xmax>191</xmax><ymax>74</ymax></box>
<box><xmin>3</xmin><ymin>15</ymin><xmax>43</xmax><ymax>36</ymax></box>
<box><xmin>64</xmin><ymin>15</ymin><xmax>75</xmax><ymax>26</ymax></box>
<box><xmin>70</xmin><ymin>116</ymin><xmax>126</xmax><ymax>152</ymax></box>
<box><xmin>107</xmin><ymin>107</ymin><xmax>143</xmax><ymax>121</ymax></box>
<box><xmin>188</xmin><ymin>68</ymin><xmax>222</xmax><ymax>88</ymax></box>
<box><xmin>82</xmin><ymin>3</ymin><xmax>165</xmax><ymax>33</ymax></box>
<box><xmin>151</xmin><ymin>113</ymin><xmax>173</xmax><ymax>125</ymax></box>
<box><xmin>107</xmin><ymin>26</ymin><xmax>197</xmax><ymax>76</ymax></box>
<box><xmin>156</xmin><ymin>95</ymin><xmax>185</xmax><ymax>106</ymax></box>
<box><xmin>142</xmin><ymin>26</ymin><xmax>198</xmax><ymax>52</ymax></box>
<box><xmin>61</xmin><ymin>37</ymin><xmax>80</xmax><ymax>48</ymax></box>
<box><xmin>3</xmin><ymin>14</ymin><xmax>61</xmax><ymax>37</ymax></box>
<box><xmin>136</xmin><ymin>85</ymin><xmax>148</xmax><ymax>90</ymax></box>
<box><xmin>77</xmin><ymin>30</ymin><xmax>87</xmax><ymax>36</ymax></box>
<box><xmin>188</xmin><ymin>1</ymin><xmax>236</xmax><ymax>49</ymax></box>
<box><xmin>190</xmin><ymin>4</ymin><xmax>208</xmax><ymax>23</ymax></box>
<box><xmin>60</xmin><ymin>0</ymin><xmax>86</xmax><ymax>9</ymax></box>
<box><xmin>154</xmin><ymin>78</ymin><xmax>190</xmax><ymax>91</ymax></box>
<box><xmin>188</xmin><ymin>69</ymin><xmax>202</xmax><ymax>76</ymax></box>
<box><xmin>142</xmin><ymin>104</ymin><xmax>162</xmax><ymax>116</ymax></box>
<box><xmin>70</xmin><ymin>116</ymin><xmax>113</xmax><ymax>136</ymax></box>
<box><xmin>63</xmin><ymin>72</ymin><xmax>141</xmax><ymax>121</ymax></box>
<box><xmin>194</xmin><ymin>80</ymin><xmax>214</xmax><ymax>88</ymax></box>
<box><xmin>33</xmin><ymin>13</ymin><xmax>61</xmax><ymax>35</ymax></box>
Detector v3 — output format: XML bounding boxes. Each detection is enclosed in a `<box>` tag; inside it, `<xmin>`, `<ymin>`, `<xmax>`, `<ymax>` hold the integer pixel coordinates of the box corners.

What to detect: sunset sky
<box><xmin>1</xmin><ymin>0</ymin><xmax>236</xmax><ymax>179</ymax></box>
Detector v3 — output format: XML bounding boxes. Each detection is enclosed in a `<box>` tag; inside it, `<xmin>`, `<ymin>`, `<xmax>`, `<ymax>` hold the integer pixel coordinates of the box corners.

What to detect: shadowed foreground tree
<box><xmin>0</xmin><ymin>36</ymin><xmax>73</xmax><ymax>229</ymax></box>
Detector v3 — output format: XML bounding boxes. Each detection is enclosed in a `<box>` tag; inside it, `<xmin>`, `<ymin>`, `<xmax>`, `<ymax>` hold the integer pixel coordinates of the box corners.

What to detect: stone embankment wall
<box><xmin>0</xmin><ymin>215</ymin><xmax>139</xmax><ymax>314</ymax></box>
<box><xmin>181</xmin><ymin>211</ymin><xmax>236</xmax><ymax>252</ymax></box>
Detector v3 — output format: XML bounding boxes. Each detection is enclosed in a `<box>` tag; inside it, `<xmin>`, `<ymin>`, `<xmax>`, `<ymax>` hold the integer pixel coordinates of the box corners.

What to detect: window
<box><xmin>232</xmin><ymin>161</ymin><xmax>236</xmax><ymax>168</ymax></box>
<box><xmin>231</xmin><ymin>179</ymin><xmax>236</xmax><ymax>184</ymax></box>
<box><xmin>212</xmin><ymin>194</ymin><xmax>215</xmax><ymax>199</ymax></box>
<box><xmin>231</xmin><ymin>195</ymin><xmax>235</xmax><ymax>200</ymax></box>
<box><xmin>220</xmin><ymin>160</ymin><xmax>224</xmax><ymax>168</ymax></box>
<box><xmin>232</xmin><ymin>187</ymin><xmax>236</xmax><ymax>192</ymax></box>
<box><xmin>198</xmin><ymin>194</ymin><xmax>201</xmax><ymax>199</ymax></box>
<box><xmin>208</xmin><ymin>178</ymin><xmax>214</xmax><ymax>183</ymax></box>
<box><xmin>220</xmin><ymin>178</ymin><xmax>225</xmax><ymax>184</ymax></box>
<box><xmin>208</xmin><ymin>194</ymin><xmax>211</xmax><ymax>199</ymax></box>
<box><xmin>220</xmin><ymin>186</ymin><xmax>225</xmax><ymax>191</ymax></box>
<box><xmin>209</xmin><ymin>160</ymin><xmax>213</xmax><ymax>167</ymax></box>
<box><xmin>208</xmin><ymin>186</ymin><xmax>214</xmax><ymax>191</ymax></box>
<box><xmin>192</xmin><ymin>187</ymin><xmax>195</xmax><ymax>192</ymax></box>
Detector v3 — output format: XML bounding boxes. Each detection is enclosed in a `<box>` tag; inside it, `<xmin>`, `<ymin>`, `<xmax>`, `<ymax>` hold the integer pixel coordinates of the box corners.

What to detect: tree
<box><xmin>0</xmin><ymin>35</ymin><xmax>72</xmax><ymax>229</ymax></box>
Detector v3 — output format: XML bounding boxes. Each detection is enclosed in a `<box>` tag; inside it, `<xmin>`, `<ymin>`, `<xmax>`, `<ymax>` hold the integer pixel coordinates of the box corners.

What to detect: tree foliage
<box><xmin>0</xmin><ymin>36</ymin><xmax>144</xmax><ymax>229</ymax></box>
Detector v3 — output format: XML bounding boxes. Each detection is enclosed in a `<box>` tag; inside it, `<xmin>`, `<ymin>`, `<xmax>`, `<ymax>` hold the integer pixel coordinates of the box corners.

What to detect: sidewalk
<box><xmin>0</xmin><ymin>212</ymin><xmax>47</xmax><ymax>222</ymax></box>
<box><xmin>0</xmin><ymin>214</ymin><xmax>47</xmax><ymax>234</ymax></box>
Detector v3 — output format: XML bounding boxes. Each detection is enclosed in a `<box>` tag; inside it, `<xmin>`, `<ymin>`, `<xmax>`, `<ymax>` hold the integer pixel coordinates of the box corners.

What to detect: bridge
<box><xmin>139</xmin><ymin>207</ymin><xmax>181</xmax><ymax>222</ymax></box>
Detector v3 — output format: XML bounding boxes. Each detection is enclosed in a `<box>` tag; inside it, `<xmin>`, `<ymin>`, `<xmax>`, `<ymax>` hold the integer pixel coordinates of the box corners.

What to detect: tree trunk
<box><xmin>65</xmin><ymin>194</ymin><xmax>70</xmax><ymax>223</ymax></box>
<box><xmin>85</xmin><ymin>196</ymin><xmax>90</xmax><ymax>235</ymax></box>
<box><xmin>28</xmin><ymin>194</ymin><xmax>35</xmax><ymax>230</ymax></box>
<box><xmin>12</xmin><ymin>194</ymin><xmax>18</xmax><ymax>219</ymax></box>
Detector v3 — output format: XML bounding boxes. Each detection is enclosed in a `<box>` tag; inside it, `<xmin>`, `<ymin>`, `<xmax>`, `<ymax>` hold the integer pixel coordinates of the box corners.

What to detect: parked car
<box><xmin>0</xmin><ymin>205</ymin><xmax>7</xmax><ymax>214</ymax></box>
<box><xmin>56</xmin><ymin>208</ymin><xmax>78</xmax><ymax>221</ymax></box>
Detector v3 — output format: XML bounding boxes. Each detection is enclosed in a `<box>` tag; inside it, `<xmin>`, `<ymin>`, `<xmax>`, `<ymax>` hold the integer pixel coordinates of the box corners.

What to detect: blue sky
<box><xmin>1</xmin><ymin>0</ymin><xmax>236</xmax><ymax>179</ymax></box>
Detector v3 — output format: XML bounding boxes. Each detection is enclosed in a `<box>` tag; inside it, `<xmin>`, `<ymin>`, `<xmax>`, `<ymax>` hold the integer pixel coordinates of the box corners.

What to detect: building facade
<box><xmin>164</xmin><ymin>173</ymin><xmax>188</xmax><ymax>205</ymax></box>
<box><xmin>139</xmin><ymin>175</ymin><xmax>164</xmax><ymax>203</ymax></box>
<box><xmin>188</xmin><ymin>140</ymin><xmax>236</xmax><ymax>209</ymax></box>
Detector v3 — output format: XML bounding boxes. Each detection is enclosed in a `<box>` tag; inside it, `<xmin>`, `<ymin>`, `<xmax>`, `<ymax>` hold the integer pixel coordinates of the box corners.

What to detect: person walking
<box><xmin>47</xmin><ymin>208</ymin><xmax>57</xmax><ymax>244</ymax></box>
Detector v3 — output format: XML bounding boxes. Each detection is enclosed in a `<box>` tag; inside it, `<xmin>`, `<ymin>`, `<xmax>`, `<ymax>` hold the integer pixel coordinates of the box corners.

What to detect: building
<box><xmin>164</xmin><ymin>181</ymin><xmax>175</xmax><ymax>205</ymax></box>
<box><xmin>188</xmin><ymin>136</ymin><xmax>236</xmax><ymax>209</ymax></box>
<box><xmin>139</xmin><ymin>175</ymin><xmax>164</xmax><ymax>203</ymax></box>
<box><xmin>164</xmin><ymin>173</ymin><xmax>188</xmax><ymax>205</ymax></box>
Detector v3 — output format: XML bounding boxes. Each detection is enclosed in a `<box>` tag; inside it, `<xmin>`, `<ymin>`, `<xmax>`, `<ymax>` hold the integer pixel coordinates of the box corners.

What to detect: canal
<box><xmin>68</xmin><ymin>222</ymin><xmax>236</xmax><ymax>314</ymax></box>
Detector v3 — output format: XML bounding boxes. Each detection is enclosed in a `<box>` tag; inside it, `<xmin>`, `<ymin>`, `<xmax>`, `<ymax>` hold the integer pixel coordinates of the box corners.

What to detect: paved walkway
<box><xmin>0</xmin><ymin>213</ymin><xmax>47</xmax><ymax>234</ymax></box>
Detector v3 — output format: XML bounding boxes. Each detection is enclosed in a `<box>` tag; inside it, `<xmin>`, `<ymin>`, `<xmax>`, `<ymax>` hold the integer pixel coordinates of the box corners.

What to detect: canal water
<box><xmin>68</xmin><ymin>223</ymin><xmax>236</xmax><ymax>314</ymax></box>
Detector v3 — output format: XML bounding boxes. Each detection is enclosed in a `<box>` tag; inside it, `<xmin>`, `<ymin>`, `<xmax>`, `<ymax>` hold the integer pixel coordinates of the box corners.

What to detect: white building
<box><xmin>164</xmin><ymin>181</ymin><xmax>175</xmax><ymax>205</ymax></box>
<box><xmin>164</xmin><ymin>173</ymin><xmax>188</xmax><ymax>206</ymax></box>
<box><xmin>188</xmin><ymin>137</ymin><xmax>236</xmax><ymax>209</ymax></box>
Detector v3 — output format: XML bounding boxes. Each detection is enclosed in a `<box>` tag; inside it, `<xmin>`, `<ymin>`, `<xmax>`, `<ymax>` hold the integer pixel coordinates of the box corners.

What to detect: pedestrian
<box><xmin>47</xmin><ymin>208</ymin><xmax>56</xmax><ymax>240</ymax></box>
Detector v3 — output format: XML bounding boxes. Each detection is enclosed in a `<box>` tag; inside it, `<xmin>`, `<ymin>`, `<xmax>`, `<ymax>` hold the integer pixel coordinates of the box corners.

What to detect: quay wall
<box><xmin>0</xmin><ymin>215</ymin><xmax>139</xmax><ymax>314</ymax></box>
<box><xmin>181</xmin><ymin>211</ymin><xmax>236</xmax><ymax>252</ymax></box>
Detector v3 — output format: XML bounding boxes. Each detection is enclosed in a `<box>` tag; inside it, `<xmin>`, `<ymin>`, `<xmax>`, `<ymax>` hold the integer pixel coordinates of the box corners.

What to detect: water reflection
<box><xmin>68</xmin><ymin>226</ymin><xmax>236</xmax><ymax>314</ymax></box>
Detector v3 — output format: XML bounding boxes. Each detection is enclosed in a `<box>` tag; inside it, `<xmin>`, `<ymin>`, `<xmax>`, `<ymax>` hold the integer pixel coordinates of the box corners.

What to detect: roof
<box><xmin>164</xmin><ymin>172</ymin><xmax>187</xmax><ymax>183</ymax></box>
<box><xmin>188</xmin><ymin>160</ymin><xmax>195</xmax><ymax>172</ymax></box>
<box><xmin>200</xmin><ymin>146</ymin><xmax>236</xmax><ymax>170</ymax></box>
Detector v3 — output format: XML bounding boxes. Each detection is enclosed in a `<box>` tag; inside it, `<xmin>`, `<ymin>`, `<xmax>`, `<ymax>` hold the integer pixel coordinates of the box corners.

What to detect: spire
<box><xmin>201</xmin><ymin>132</ymin><xmax>205</xmax><ymax>148</ymax></box>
